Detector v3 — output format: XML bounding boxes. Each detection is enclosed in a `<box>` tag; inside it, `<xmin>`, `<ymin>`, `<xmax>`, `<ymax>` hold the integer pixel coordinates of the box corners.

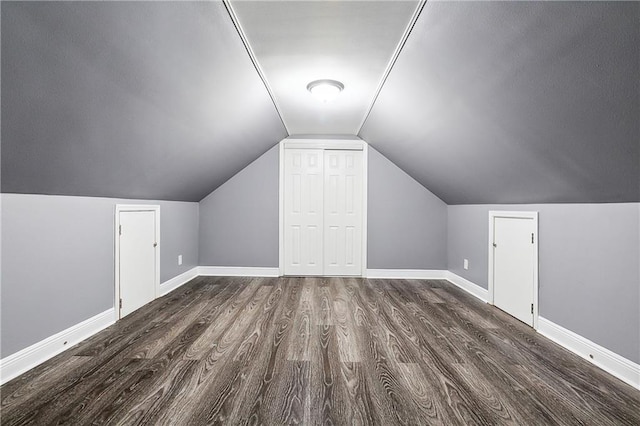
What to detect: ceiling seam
<box><xmin>223</xmin><ymin>0</ymin><xmax>291</xmax><ymax>136</ymax></box>
<box><xmin>356</xmin><ymin>0</ymin><xmax>427</xmax><ymax>136</ymax></box>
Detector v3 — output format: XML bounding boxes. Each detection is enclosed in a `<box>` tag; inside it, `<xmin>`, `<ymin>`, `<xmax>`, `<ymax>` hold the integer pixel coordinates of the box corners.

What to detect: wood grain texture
<box><xmin>2</xmin><ymin>277</ymin><xmax>639</xmax><ymax>425</ymax></box>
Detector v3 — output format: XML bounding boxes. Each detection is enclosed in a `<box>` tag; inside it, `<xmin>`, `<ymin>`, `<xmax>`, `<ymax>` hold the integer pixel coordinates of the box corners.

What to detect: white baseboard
<box><xmin>0</xmin><ymin>308</ymin><xmax>115</xmax><ymax>385</ymax></box>
<box><xmin>537</xmin><ymin>317</ymin><xmax>640</xmax><ymax>390</ymax></box>
<box><xmin>445</xmin><ymin>271</ymin><xmax>489</xmax><ymax>303</ymax></box>
<box><xmin>366</xmin><ymin>269</ymin><xmax>448</xmax><ymax>279</ymax></box>
<box><xmin>364</xmin><ymin>270</ymin><xmax>489</xmax><ymax>304</ymax></box>
<box><xmin>198</xmin><ymin>266</ymin><xmax>280</xmax><ymax>277</ymax></box>
<box><xmin>441</xmin><ymin>273</ymin><xmax>638</xmax><ymax>391</ymax></box>
<box><xmin>159</xmin><ymin>267</ymin><xmax>199</xmax><ymax>296</ymax></box>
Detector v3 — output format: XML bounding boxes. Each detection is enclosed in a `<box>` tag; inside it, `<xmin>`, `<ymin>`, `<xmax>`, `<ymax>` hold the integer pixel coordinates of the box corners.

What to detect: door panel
<box><xmin>284</xmin><ymin>149</ymin><xmax>324</xmax><ymax>275</ymax></box>
<box><xmin>323</xmin><ymin>150</ymin><xmax>362</xmax><ymax>276</ymax></box>
<box><xmin>307</xmin><ymin>225</ymin><xmax>321</xmax><ymax>267</ymax></box>
<box><xmin>119</xmin><ymin>210</ymin><xmax>156</xmax><ymax>317</ymax></box>
<box><xmin>291</xmin><ymin>226</ymin><xmax>301</xmax><ymax>265</ymax></box>
<box><xmin>345</xmin><ymin>226</ymin><xmax>355</xmax><ymax>266</ymax></box>
<box><xmin>493</xmin><ymin>216</ymin><xmax>535</xmax><ymax>325</ymax></box>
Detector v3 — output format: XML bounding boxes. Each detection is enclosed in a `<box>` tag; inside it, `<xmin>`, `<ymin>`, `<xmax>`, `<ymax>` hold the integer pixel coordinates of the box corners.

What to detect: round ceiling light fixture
<box><xmin>307</xmin><ymin>79</ymin><xmax>344</xmax><ymax>103</ymax></box>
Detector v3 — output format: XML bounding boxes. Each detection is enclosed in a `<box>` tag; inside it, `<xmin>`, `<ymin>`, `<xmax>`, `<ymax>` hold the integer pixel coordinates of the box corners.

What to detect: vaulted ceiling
<box><xmin>1</xmin><ymin>1</ymin><xmax>286</xmax><ymax>201</ymax></box>
<box><xmin>360</xmin><ymin>1</ymin><xmax>639</xmax><ymax>204</ymax></box>
<box><xmin>2</xmin><ymin>1</ymin><xmax>638</xmax><ymax>204</ymax></box>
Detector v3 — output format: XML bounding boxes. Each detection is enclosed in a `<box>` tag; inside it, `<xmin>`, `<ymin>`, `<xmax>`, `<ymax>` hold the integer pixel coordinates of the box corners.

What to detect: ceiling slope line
<box><xmin>223</xmin><ymin>0</ymin><xmax>290</xmax><ymax>136</ymax></box>
<box><xmin>356</xmin><ymin>0</ymin><xmax>427</xmax><ymax>136</ymax></box>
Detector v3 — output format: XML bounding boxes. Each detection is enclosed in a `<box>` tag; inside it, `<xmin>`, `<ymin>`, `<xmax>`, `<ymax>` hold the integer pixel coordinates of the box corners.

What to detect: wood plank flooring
<box><xmin>2</xmin><ymin>276</ymin><xmax>639</xmax><ymax>425</ymax></box>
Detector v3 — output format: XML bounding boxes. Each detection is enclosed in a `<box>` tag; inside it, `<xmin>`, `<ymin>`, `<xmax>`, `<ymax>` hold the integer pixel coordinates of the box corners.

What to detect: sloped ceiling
<box><xmin>2</xmin><ymin>1</ymin><xmax>638</xmax><ymax>205</ymax></box>
<box><xmin>360</xmin><ymin>1</ymin><xmax>639</xmax><ymax>204</ymax></box>
<box><xmin>1</xmin><ymin>1</ymin><xmax>286</xmax><ymax>201</ymax></box>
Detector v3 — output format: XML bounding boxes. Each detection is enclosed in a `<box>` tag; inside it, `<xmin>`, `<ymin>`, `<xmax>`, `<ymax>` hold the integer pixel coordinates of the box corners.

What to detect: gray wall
<box><xmin>158</xmin><ymin>201</ymin><xmax>199</xmax><ymax>283</ymax></box>
<box><xmin>198</xmin><ymin>144</ymin><xmax>448</xmax><ymax>270</ymax></box>
<box><xmin>448</xmin><ymin>203</ymin><xmax>640</xmax><ymax>363</ymax></box>
<box><xmin>368</xmin><ymin>147</ymin><xmax>447</xmax><ymax>269</ymax></box>
<box><xmin>1</xmin><ymin>193</ymin><xmax>199</xmax><ymax>358</ymax></box>
<box><xmin>199</xmin><ymin>145</ymin><xmax>280</xmax><ymax>267</ymax></box>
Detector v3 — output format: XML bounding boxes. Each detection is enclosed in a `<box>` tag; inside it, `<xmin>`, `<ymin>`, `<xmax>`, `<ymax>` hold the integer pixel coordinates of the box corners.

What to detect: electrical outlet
<box><xmin>463</xmin><ymin>259</ymin><xmax>469</xmax><ymax>270</ymax></box>
<box><xmin>178</xmin><ymin>255</ymin><xmax>183</xmax><ymax>266</ymax></box>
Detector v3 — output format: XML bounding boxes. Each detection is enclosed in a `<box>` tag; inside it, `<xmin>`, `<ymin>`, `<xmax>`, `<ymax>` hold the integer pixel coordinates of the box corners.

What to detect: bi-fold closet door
<box><xmin>283</xmin><ymin>148</ymin><xmax>363</xmax><ymax>276</ymax></box>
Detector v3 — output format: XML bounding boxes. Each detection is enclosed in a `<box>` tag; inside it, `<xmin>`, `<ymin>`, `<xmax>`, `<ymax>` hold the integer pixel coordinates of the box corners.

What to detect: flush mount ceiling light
<box><xmin>307</xmin><ymin>79</ymin><xmax>344</xmax><ymax>103</ymax></box>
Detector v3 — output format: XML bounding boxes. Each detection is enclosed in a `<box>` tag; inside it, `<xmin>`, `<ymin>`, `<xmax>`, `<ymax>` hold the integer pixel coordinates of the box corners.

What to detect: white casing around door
<box><xmin>492</xmin><ymin>216</ymin><xmax>536</xmax><ymax>326</ymax></box>
<box><xmin>119</xmin><ymin>210</ymin><xmax>157</xmax><ymax>317</ymax></box>
<box><xmin>283</xmin><ymin>148</ymin><xmax>363</xmax><ymax>276</ymax></box>
<box><xmin>284</xmin><ymin>149</ymin><xmax>324</xmax><ymax>275</ymax></box>
<box><xmin>324</xmin><ymin>150</ymin><xmax>363</xmax><ymax>276</ymax></box>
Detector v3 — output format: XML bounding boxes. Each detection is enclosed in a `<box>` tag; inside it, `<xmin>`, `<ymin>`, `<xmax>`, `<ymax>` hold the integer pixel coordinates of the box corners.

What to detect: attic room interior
<box><xmin>1</xmin><ymin>0</ymin><xmax>638</xmax><ymax>424</ymax></box>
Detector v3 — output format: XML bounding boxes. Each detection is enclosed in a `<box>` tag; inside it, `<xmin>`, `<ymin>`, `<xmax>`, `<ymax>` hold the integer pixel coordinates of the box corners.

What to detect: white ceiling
<box><xmin>230</xmin><ymin>0</ymin><xmax>420</xmax><ymax>135</ymax></box>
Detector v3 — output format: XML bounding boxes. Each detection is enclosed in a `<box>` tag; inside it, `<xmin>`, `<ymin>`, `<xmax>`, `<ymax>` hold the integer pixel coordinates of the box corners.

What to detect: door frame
<box><xmin>488</xmin><ymin>210</ymin><xmax>539</xmax><ymax>329</ymax></box>
<box><xmin>279</xmin><ymin>137</ymin><xmax>368</xmax><ymax>277</ymax></box>
<box><xmin>114</xmin><ymin>204</ymin><xmax>160</xmax><ymax>319</ymax></box>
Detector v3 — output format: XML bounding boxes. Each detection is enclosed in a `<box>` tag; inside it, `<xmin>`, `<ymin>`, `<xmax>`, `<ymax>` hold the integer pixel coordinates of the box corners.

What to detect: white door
<box><xmin>324</xmin><ymin>150</ymin><xmax>363</xmax><ymax>276</ymax></box>
<box><xmin>119</xmin><ymin>210</ymin><xmax>157</xmax><ymax>317</ymax></box>
<box><xmin>284</xmin><ymin>149</ymin><xmax>324</xmax><ymax>275</ymax></box>
<box><xmin>492</xmin><ymin>215</ymin><xmax>536</xmax><ymax>326</ymax></box>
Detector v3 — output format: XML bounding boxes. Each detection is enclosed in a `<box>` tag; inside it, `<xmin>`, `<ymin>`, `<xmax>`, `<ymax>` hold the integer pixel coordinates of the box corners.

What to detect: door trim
<box><xmin>488</xmin><ymin>210</ymin><xmax>539</xmax><ymax>329</ymax></box>
<box><xmin>114</xmin><ymin>204</ymin><xmax>160</xmax><ymax>319</ymax></box>
<box><xmin>279</xmin><ymin>137</ymin><xmax>368</xmax><ymax>277</ymax></box>
<box><xmin>361</xmin><ymin>143</ymin><xmax>369</xmax><ymax>278</ymax></box>
<box><xmin>282</xmin><ymin>138</ymin><xmax>364</xmax><ymax>151</ymax></box>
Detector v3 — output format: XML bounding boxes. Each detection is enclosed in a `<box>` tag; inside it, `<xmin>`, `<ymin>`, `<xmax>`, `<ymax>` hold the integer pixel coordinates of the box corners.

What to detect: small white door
<box><xmin>284</xmin><ymin>149</ymin><xmax>324</xmax><ymax>275</ymax></box>
<box><xmin>324</xmin><ymin>150</ymin><xmax>362</xmax><ymax>275</ymax></box>
<box><xmin>492</xmin><ymin>215</ymin><xmax>536</xmax><ymax>326</ymax></box>
<box><xmin>119</xmin><ymin>210</ymin><xmax>157</xmax><ymax>317</ymax></box>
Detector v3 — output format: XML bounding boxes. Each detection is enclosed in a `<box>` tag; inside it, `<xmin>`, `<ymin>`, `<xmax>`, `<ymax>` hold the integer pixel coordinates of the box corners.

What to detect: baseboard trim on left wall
<box><xmin>159</xmin><ymin>267</ymin><xmax>200</xmax><ymax>296</ymax></box>
<box><xmin>0</xmin><ymin>308</ymin><xmax>115</xmax><ymax>385</ymax></box>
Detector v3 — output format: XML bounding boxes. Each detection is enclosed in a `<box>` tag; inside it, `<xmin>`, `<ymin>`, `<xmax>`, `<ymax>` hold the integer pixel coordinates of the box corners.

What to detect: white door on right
<box><xmin>492</xmin><ymin>215</ymin><xmax>536</xmax><ymax>326</ymax></box>
<box><xmin>323</xmin><ymin>150</ymin><xmax>363</xmax><ymax>276</ymax></box>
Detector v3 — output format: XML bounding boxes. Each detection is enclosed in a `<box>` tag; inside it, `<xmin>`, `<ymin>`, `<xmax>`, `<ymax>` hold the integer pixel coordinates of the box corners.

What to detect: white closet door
<box><xmin>493</xmin><ymin>216</ymin><xmax>535</xmax><ymax>325</ymax></box>
<box><xmin>284</xmin><ymin>149</ymin><xmax>324</xmax><ymax>275</ymax></box>
<box><xmin>324</xmin><ymin>150</ymin><xmax>362</xmax><ymax>276</ymax></box>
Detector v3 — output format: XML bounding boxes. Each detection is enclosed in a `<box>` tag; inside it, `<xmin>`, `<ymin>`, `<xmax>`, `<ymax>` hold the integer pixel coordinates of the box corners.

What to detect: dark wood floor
<box><xmin>1</xmin><ymin>277</ymin><xmax>639</xmax><ymax>425</ymax></box>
